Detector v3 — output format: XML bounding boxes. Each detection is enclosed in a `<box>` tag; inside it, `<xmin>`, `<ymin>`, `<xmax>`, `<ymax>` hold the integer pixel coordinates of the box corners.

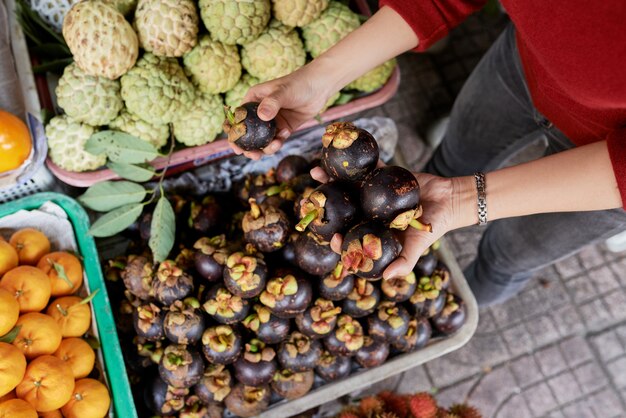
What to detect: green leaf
<box><xmin>33</xmin><ymin>58</ymin><xmax>73</xmax><ymax>74</ymax></box>
<box><xmin>84</xmin><ymin>335</ymin><xmax>101</xmax><ymax>350</ymax></box>
<box><xmin>149</xmin><ymin>197</ymin><xmax>176</xmax><ymax>263</ymax></box>
<box><xmin>0</xmin><ymin>326</ymin><xmax>22</xmax><ymax>343</ymax></box>
<box><xmin>78</xmin><ymin>181</ymin><xmax>147</xmax><ymax>212</ymax></box>
<box><xmin>89</xmin><ymin>204</ymin><xmax>144</xmax><ymax>237</ymax></box>
<box><xmin>86</xmin><ymin>131</ymin><xmax>160</xmax><ymax>164</ymax></box>
<box><xmin>108</xmin><ymin>161</ymin><xmax>156</xmax><ymax>183</ymax></box>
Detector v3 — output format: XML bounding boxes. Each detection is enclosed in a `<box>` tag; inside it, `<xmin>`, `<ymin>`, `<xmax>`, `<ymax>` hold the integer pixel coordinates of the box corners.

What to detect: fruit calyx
<box><xmin>242</xmin><ymin>305</ymin><xmax>272</xmax><ymax>331</ymax></box>
<box><xmin>322</xmin><ymin>122</ymin><xmax>360</xmax><ymax>149</ymax></box>
<box><xmin>441</xmin><ymin>294</ymin><xmax>461</xmax><ymax>316</ymax></box>
<box><xmin>225</xmin><ymin>252</ymin><xmax>262</xmax><ymax>291</ymax></box>
<box><xmin>376</xmin><ymin>301</ymin><xmax>406</xmax><ymax>329</ymax></box>
<box><xmin>203</xmin><ymin>364</ymin><xmax>232</xmax><ymax>402</ymax></box>
<box><xmin>382</xmin><ymin>272</ymin><xmax>416</xmax><ymax>297</ymax></box>
<box><xmin>410</xmin><ymin>275</ymin><xmax>443</xmax><ymax>303</ymax></box>
<box><xmin>156</xmin><ymin>260</ymin><xmax>184</xmax><ymax>284</ymax></box>
<box><xmin>335</xmin><ymin>315</ymin><xmax>364</xmax><ymax>351</ymax></box>
<box><xmin>284</xmin><ymin>332</ymin><xmax>312</xmax><ymax>358</ymax></box>
<box><xmin>242</xmin><ymin>385</ymin><xmax>267</xmax><ymax>403</ymax></box>
<box><xmin>342</xmin><ymin>234</ymin><xmax>383</xmax><ymax>274</ymax></box>
<box><xmin>296</xmin><ymin>190</ymin><xmax>328</xmax><ymax>232</ymax></box>
<box><xmin>349</xmin><ymin>278</ymin><xmax>378</xmax><ymax>310</ymax></box>
<box><xmin>309</xmin><ymin>299</ymin><xmax>342</xmax><ymax>334</ymax></box>
<box><xmin>203</xmin><ymin>288</ymin><xmax>244</xmax><ymax>318</ymax></box>
<box><xmin>242</xmin><ymin>199</ymin><xmax>285</xmax><ymax>234</ymax></box>
<box><xmin>135</xmin><ymin>337</ymin><xmax>164</xmax><ymax>363</ymax></box>
<box><xmin>163</xmin><ymin>345</ymin><xmax>192</xmax><ymax>371</ymax></box>
<box><xmin>194</xmin><ymin>235</ymin><xmax>228</xmax><ymax>259</ymax></box>
<box><xmin>223</xmin><ymin>105</ymin><xmax>249</xmax><ymax>144</ymax></box>
<box><xmin>273</xmin><ymin>369</ymin><xmax>306</xmax><ymax>383</ymax></box>
<box><xmin>203</xmin><ymin>325</ymin><xmax>236</xmax><ymax>353</ymax></box>
<box><xmin>389</xmin><ymin>204</ymin><xmax>433</xmax><ymax>232</ymax></box>
<box><xmin>243</xmin><ymin>339</ymin><xmax>276</xmax><ymax>363</ymax></box>
<box><xmin>260</xmin><ymin>275</ymin><xmax>298</xmax><ymax>308</ymax></box>
<box><xmin>136</xmin><ymin>303</ymin><xmax>161</xmax><ymax>333</ymax></box>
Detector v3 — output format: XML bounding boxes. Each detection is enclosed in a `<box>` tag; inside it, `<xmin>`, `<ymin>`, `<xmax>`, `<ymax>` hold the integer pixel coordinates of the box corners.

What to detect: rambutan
<box><xmin>359</xmin><ymin>396</ymin><xmax>385</xmax><ymax>417</ymax></box>
<box><xmin>448</xmin><ymin>404</ymin><xmax>482</xmax><ymax>418</ymax></box>
<box><xmin>378</xmin><ymin>391</ymin><xmax>409</xmax><ymax>418</ymax></box>
<box><xmin>408</xmin><ymin>392</ymin><xmax>438</xmax><ymax>418</ymax></box>
<box><xmin>338</xmin><ymin>408</ymin><xmax>361</xmax><ymax>418</ymax></box>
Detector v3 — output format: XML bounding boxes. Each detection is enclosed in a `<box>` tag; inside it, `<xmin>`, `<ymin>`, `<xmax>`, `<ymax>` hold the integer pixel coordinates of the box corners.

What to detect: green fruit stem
<box><xmin>296</xmin><ymin>209</ymin><xmax>318</xmax><ymax>232</ymax></box>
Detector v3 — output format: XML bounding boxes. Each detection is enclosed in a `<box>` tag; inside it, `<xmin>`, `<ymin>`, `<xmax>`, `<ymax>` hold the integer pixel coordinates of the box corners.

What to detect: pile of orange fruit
<box><xmin>0</xmin><ymin>228</ymin><xmax>111</xmax><ymax>418</ymax></box>
<box><xmin>0</xmin><ymin>110</ymin><xmax>32</xmax><ymax>174</ymax></box>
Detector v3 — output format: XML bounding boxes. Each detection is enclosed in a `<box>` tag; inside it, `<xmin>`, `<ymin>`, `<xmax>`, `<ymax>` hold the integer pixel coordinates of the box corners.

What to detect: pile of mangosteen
<box><xmin>104</xmin><ymin>117</ymin><xmax>468</xmax><ymax>418</ymax></box>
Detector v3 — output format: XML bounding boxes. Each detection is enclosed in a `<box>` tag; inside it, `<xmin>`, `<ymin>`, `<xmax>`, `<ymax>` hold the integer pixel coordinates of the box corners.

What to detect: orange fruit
<box><xmin>0</xmin><ymin>240</ymin><xmax>18</xmax><ymax>277</ymax></box>
<box><xmin>0</xmin><ymin>343</ymin><xmax>26</xmax><ymax>398</ymax></box>
<box><xmin>0</xmin><ymin>266</ymin><xmax>51</xmax><ymax>313</ymax></box>
<box><xmin>37</xmin><ymin>252</ymin><xmax>83</xmax><ymax>297</ymax></box>
<box><xmin>16</xmin><ymin>355</ymin><xmax>74</xmax><ymax>412</ymax></box>
<box><xmin>0</xmin><ymin>288</ymin><xmax>19</xmax><ymax>336</ymax></box>
<box><xmin>0</xmin><ymin>398</ymin><xmax>37</xmax><ymax>418</ymax></box>
<box><xmin>9</xmin><ymin>229</ymin><xmax>50</xmax><ymax>266</ymax></box>
<box><xmin>12</xmin><ymin>313</ymin><xmax>62</xmax><ymax>360</ymax></box>
<box><xmin>38</xmin><ymin>410</ymin><xmax>63</xmax><ymax>418</ymax></box>
<box><xmin>0</xmin><ymin>391</ymin><xmax>15</xmax><ymax>403</ymax></box>
<box><xmin>61</xmin><ymin>378</ymin><xmax>110</xmax><ymax>418</ymax></box>
<box><xmin>0</xmin><ymin>110</ymin><xmax>32</xmax><ymax>173</ymax></box>
<box><xmin>53</xmin><ymin>338</ymin><xmax>95</xmax><ymax>379</ymax></box>
<box><xmin>46</xmin><ymin>296</ymin><xmax>91</xmax><ymax>338</ymax></box>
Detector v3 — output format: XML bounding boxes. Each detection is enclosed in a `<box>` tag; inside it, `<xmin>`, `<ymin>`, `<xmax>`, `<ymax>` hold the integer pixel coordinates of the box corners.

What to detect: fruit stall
<box><xmin>0</xmin><ymin>1</ymin><xmax>478</xmax><ymax>418</ymax></box>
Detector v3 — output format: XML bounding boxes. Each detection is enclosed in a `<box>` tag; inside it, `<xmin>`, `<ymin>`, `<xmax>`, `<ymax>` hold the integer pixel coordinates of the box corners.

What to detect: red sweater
<box><xmin>381</xmin><ymin>0</ymin><xmax>626</xmax><ymax>207</ymax></box>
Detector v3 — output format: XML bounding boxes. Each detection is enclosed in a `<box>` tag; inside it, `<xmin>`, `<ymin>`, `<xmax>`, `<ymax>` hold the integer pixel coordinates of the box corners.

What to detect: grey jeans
<box><xmin>424</xmin><ymin>24</ymin><xmax>626</xmax><ymax>306</ymax></box>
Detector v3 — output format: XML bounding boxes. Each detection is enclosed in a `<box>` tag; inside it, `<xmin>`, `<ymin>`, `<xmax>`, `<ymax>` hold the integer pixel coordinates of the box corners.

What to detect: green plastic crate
<box><xmin>0</xmin><ymin>192</ymin><xmax>137</xmax><ymax>418</ymax></box>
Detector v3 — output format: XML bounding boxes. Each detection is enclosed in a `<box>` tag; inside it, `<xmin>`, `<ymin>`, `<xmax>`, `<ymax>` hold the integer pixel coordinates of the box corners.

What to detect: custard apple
<box><xmin>46</xmin><ymin>115</ymin><xmax>106</xmax><ymax>172</ymax></box>
<box><xmin>109</xmin><ymin>109</ymin><xmax>170</xmax><ymax>149</ymax></box>
<box><xmin>172</xmin><ymin>94</ymin><xmax>224</xmax><ymax>147</ymax></box>
<box><xmin>346</xmin><ymin>59</ymin><xmax>397</xmax><ymax>93</ymax></box>
<box><xmin>56</xmin><ymin>63</ymin><xmax>123</xmax><ymax>126</ymax></box>
<box><xmin>225</xmin><ymin>74</ymin><xmax>260</xmax><ymax>107</ymax></box>
<box><xmin>272</xmin><ymin>0</ymin><xmax>328</xmax><ymax>27</ymax></box>
<box><xmin>241</xmin><ymin>21</ymin><xmax>306</xmax><ymax>82</ymax></box>
<box><xmin>120</xmin><ymin>53</ymin><xmax>196</xmax><ymax>125</ymax></box>
<box><xmin>183</xmin><ymin>36</ymin><xmax>241</xmax><ymax>94</ymax></box>
<box><xmin>63</xmin><ymin>0</ymin><xmax>138</xmax><ymax>79</ymax></box>
<box><xmin>302</xmin><ymin>1</ymin><xmax>360</xmax><ymax>58</ymax></box>
<box><xmin>134</xmin><ymin>0</ymin><xmax>199</xmax><ymax>57</ymax></box>
<box><xmin>198</xmin><ymin>0</ymin><xmax>271</xmax><ymax>45</ymax></box>
<box><xmin>101</xmin><ymin>0</ymin><xmax>138</xmax><ymax>15</ymax></box>
<box><xmin>28</xmin><ymin>0</ymin><xmax>80</xmax><ymax>32</ymax></box>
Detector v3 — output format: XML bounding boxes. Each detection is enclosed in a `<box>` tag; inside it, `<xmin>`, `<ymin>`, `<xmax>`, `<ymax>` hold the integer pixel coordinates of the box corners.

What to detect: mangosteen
<box><xmin>355</xmin><ymin>337</ymin><xmax>389</xmax><ymax>368</ymax></box>
<box><xmin>271</xmin><ymin>369</ymin><xmax>315</xmax><ymax>400</ymax></box>
<box><xmin>415</xmin><ymin>247</ymin><xmax>438</xmax><ymax>277</ymax></box>
<box><xmin>189</xmin><ymin>196</ymin><xmax>222</xmax><ymax>234</ymax></box>
<box><xmin>294</xmin><ymin>232</ymin><xmax>340</xmax><ymax>276</ymax></box>
<box><xmin>158</xmin><ymin>345</ymin><xmax>204</xmax><ymax>388</ymax></box>
<box><xmin>133</xmin><ymin>303</ymin><xmax>165</xmax><ymax>341</ymax></box>
<box><xmin>293</xmin><ymin>181</ymin><xmax>316</xmax><ymax>217</ymax></box>
<box><xmin>223</xmin><ymin>102</ymin><xmax>277</xmax><ymax>151</ymax></box>
<box><xmin>224</xmin><ymin>383</ymin><xmax>272</xmax><ymax>418</ymax></box>
<box><xmin>392</xmin><ymin>318</ymin><xmax>431</xmax><ymax>353</ymax></box>
<box><xmin>201</xmin><ymin>325</ymin><xmax>243</xmax><ymax>365</ymax></box>
<box><xmin>295</xmin><ymin>298</ymin><xmax>342</xmax><ymax>339</ymax></box>
<box><xmin>163</xmin><ymin>298</ymin><xmax>205</xmax><ymax>345</ymax></box>
<box><xmin>367</xmin><ymin>301</ymin><xmax>410</xmax><ymax>343</ymax></box>
<box><xmin>319</xmin><ymin>263</ymin><xmax>355</xmax><ymax>301</ymax></box>
<box><xmin>259</xmin><ymin>270</ymin><xmax>313</xmax><ymax>318</ymax></box>
<box><xmin>248</xmin><ymin>172</ymin><xmax>277</xmax><ymax>204</ymax></box>
<box><xmin>342</xmin><ymin>278</ymin><xmax>381</xmax><ymax>318</ymax></box>
<box><xmin>117</xmin><ymin>295</ymin><xmax>137</xmax><ymax>335</ymax></box>
<box><xmin>432</xmin><ymin>261</ymin><xmax>452</xmax><ymax>291</ymax></box>
<box><xmin>144</xmin><ymin>377</ymin><xmax>187</xmax><ymax>415</ymax></box>
<box><xmin>153</xmin><ymin>260</ymin><xmax>194</xmax><ymax>305</ymax></box>
<box><xmin>320</xmin><ymin>122</ymin><xmax>379</xmax><ymax>182</ymax></box>
<box><xmin>233</xmin><ymin>339</ymin><xmax>277</xmax><ymax>386</ymax></box>
<box><xmin>121</xmin><ymin>255</ymin><xmax>154</xmax><ymax>301</ymax></box>
<box><xmin>242</xmin><ymin>198</ymin><xmax>290</xmax><ymax>252</ymax></box>
<box><xmin>341</xmin><ymin>222</ymin><xmax>402</xmax><ymax>280</ymax></box>
<box><xmin>280</xmin><ymin>233</ymin><xmax>299</xmax><ymax>266</ymax></box>
<box><xmin>180</xmin><ymin>395</ymin><xmax>223</xmax><ymax>418</ymax></box>
<box><xmin>134</xmin><ymin>336</ymin><xmax>164</xmax><ymax>364</ymax></box>
<box><xmin>409</xmin><ymin>275</ymin><xmax>446</xmax><ymax>319</ymax></box>
<box><xmin>323</xmin><ymin>315</ymin><xmax>364</xmax><ymax>356</ymax></box>
<box><xmin>381</xmin><ymin>271</ymin><xmax>417</xmax><ymax>303</ymax></box>
<box><xmin>223</xmin><ymin>252</ymin><xmax>267</xmax><ymax>298</ymax></box>
<box><xmin>194</xmin><ymin>364</ymin><xmax>233</xmax><ymax>404</ymax></box>
<box><xmin>242</xmin><ymin>305</ymin><xmax>291</xmax><ymax>345</ymax></box>
<box><xmin>296</xmin><ymin>182</ymin><xmax>358</xmax><ymax>241</ymax></box>
<box><xmin>174</xmin><ymin>247</ymin><xmax>197</xmax><ymax>272</ymax></box>
<box><xmin>139</xmin><ymin>211</ymin><xmax>153</xmax><ymax>242</ymax></box>
<box><xmin>315</xmin><ymin>350</ymin><xmax>352</xmax><ymax>382</ymax></box>
<box><xmin>202</xmin><ymin>284</ymin><xmax>250</xmax><ymax>324</ymax></box>
<box><xmin>432</xmin><ymin>293</ymin><xmax>467</xmax><ymax>335</ymax></box>
<box><xmin>276</xmin><ymin>155</ymin><xmax>309</xmax><ymax>183</ymax></box>
<box><xmin>277</xmin><ymin>332</ymin><xmax>322</xmax><ymax>372</ymax></box>
<box><xmin>193</xmin><ymin>235</ymin><xmax>230</xmax><ymax>282</ymax></box>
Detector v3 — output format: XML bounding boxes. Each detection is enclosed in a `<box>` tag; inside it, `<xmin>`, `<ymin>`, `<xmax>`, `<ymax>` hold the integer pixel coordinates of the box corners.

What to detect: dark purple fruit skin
<box><xmin>158</xmin><ymin>349</ymin><xmax>204</xmax><ymax>388</ymax></box>
<box><xmin>432</xmin><ymin>295</ymin><xmax>467</xmax><ymax>335</ymax></box>
<box><xmin>319</xmin><ymin>274</ymin><xmax>355</xmax><ymax>301</ymax></box>
<box><xmin>433</xmin><ymin>262</ymin><xmax>452</xmax><ymax>291</ymax></box>
<box><xmin>121</xmin><ymin>256</ymin><xmax>153</xmax><ymax>301</ymax></box>
<box><xmin>277</xmin><ymin>338</ymin><xmax>322</xmax><ymax>372</ymax></box>
<box><xmin>256</xmin><ymin>315</ymin><xmax>291</xmax><ymax>345</ymax></box>
<box><xmin>295</xmin><ymin>309</ymin><xmax>338</xmax><ymax>339</ymax></box>
<box><xmin>204</xmin><ymin>284</ymin><xmax>250</xmax><ymax>325</ymax></box>
<box><xmin>270</xmin><ymin>275</ymin><xmax>313</xmax><ymax>319</ymax></box>
<box><xmin>315</xmin><ymin>355</ymin><xmax>352</xmax><ymax>382</ymax></box>
<box><xmin>300</xmin><ymin>182</ymin><xmax>359</xmax><ymax>242</ymax></box>
<box><xmin>324</xmin><ymin>332</ymin><xmax>359</xmax><ymax>357</ymax></box>
<box><xmin>202</xmin><ymin>329</ymin><xmax>243</xmax><ymax>365</ymax></box>
<box><xmin>153</xmin><ymin>273</ymin><xmax>194</xmax><ymax>306</ymax></box>
<box><xmin>415</xmin><ymin>251</ymin><xmax>437</xmax><ymax>277</ymax></box>
<box><xmin>145</xmin><ymin>377</ymin><xmax>185</xmax><ymax>415</ymax></box>
<box><xmin>294</xmin><ymin>233</ymin><xmax>340</xmax><ymax>276</ymax></box>
<box><xmin>322</xmin><ymin>128</ymin><xmax>379</xmax><ymax>182</ymax></box>
<box><xmin>194</xmin><ymin>374</ymin><xmax>232</xmax><ymax>405</ymax></box>
<box><xmin>271</xmin><ymin>370</ymin><xmax>315</xmax><ymax>400</ymax></box>
<box><xmin>244</xmin><ymin>212</ymin><xmax>290</xmax><ymax>253</ymax></box>
<box><xmin>355</xmin><ymin>338</ymin><xmax>389</xmax><ymax>368</ymax></box>
<box><xmin>194</xmin><ymin>253</ymin><xmax>224</xmax><ymax>282</ymax></box>
<box><xmin>223</xmin><ymin>258</ymin><xmax>267</xmax><ymax>299</ymax></box>
<box><xmin>367</xmin><ymin>305</ymin><xmax>410</xmax><ymax>342</ymax></box>
<box><xmin>360</xmin><ymin>166</ymin><xmax>420</xmax><ymax>224</ymax></box>
<box><xmin>276</xmin><ymin>155</ymin><xmax>309</xmax><ymax>183</ymax></box>
<box><xmin>224</xmin><ymin>383</ymin><xmax>271</xmax><ymax>418</ymax></box>
<box><xmin>234</xmin><ymin>357</ymin><xmax>277</xmax><ymax>386</ymax></box>
<box><xmin>139</xmin><ymin>212</ymin><xmax>152</xmax><ymax>241</ymax></box>
<box><xmin>411</xmin><ymin>291</ymin><xmax>446</xmax><ymax>319</ymax></box>
<box><xmin>163</xmin><ymin>309</ymin><xmax>205</xmax><ymax>345</ymax></box>
<box><xmin>189</xmin><ymin>197</ymin><xmax>222</xmax><ymax>234</ymax></box>
<box><xmin>232</xmin><ymin>102</ymin><xmax>277</xmax><ymax>151</ymax></box>
<box><xmin>342</xmin><ymin>286</ymin><xmax>381</xmax><ymax>318</ymax></box>
<box><xmin>392</xmin><ymin>318</ymin><xmax>431</xmax><ymax>352</ymax></box>
<box><xmin>281</xmin><ymin>241</ymin><xmax>297</xmax><ymax>266</ymax></box>
<box><xmin>342</xmin><ymin>222</ymin><xmax>402</xmax><ymax>280</ymax></box>
<box><xmin>133</xmin><ymin>306</ymin><xmax>164</xmax><ymax>341</ymax></box>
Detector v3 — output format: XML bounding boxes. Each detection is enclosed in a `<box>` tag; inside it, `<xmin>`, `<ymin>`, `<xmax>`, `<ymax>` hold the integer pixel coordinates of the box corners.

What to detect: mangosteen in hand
<box><xmin>223</xmin><ymin>102</ymin><xmax>277</xmax><ymax>151</ymax></box>
<box><xmin>367</xmin><ymin>301</ymin><xmax>410</xmax><ymax>343</ymax></box>
<box><xmin>315</xmin><ymin>350</ymin><xmax>352</xmax><ymax>382</ymax></box>
<box><xmin>133</xmin><ymin>303</ymin><xmax>165</xmax><ymax>341</ymax></box>
<box><xmin>193</xmin><ymin>236</ymin><xmax>229</xmax><ymax>282</ymax></box>
<box><xmin>271</xmin><ymin>369</ymin><xmax>315</xmax><ymax>400</ymax></box>
<box><xmin>153</xmin><ymin>260</ymin><xmax>194</xmax><ymax>305</ymax></box>
<box><xmin>381</xmin><ymin>271</ymin><xmax>417</xmax><ymax>303</ymax></box>
<box><xmin>242</xmin><ymin>199</ymin><xmax>291</xmax><ymax>252</ymax></box>
<box><xmin>144</xmin><ymin>377</ymin><xmax>187</xmax><ymax>415</ymax></box>
<box><xmin>233</xmin><ymin>339</ymin><xmax>277</xmax><ymax>386</ymax></box>
<box><xmin>432</xmin><ymin>293</ymin><xmax>467</xmax><ymax>335</ymax></box>
<box><xmin>296</xmin><ymin>182</ymin><xmax>358</xmax><ymax>241</ymax></box>
<box><xmin>180</xmin><ymin>395</ymin><xmax>223</xmax><ymax>418</ymax></box>
<box><xmin>294</xmin><ymin>232</ymin><xmax>340</xmax><ymax>276</ymax></box>
<box><xmin>202</xmin><ymin>284</ymin><xmax>250</xmax><ymax>324</ymax></box>
<box><xmin>319</xmin><ymin>263</ymin><xmax>355</xmax><ymax>301</ymax></box>
<box><xmin>355</xmin><ymin>337</ymin><xmax>389</xmax><ymax>368</ymax></box>
<box><xmin>259</xmin><ymin>271</ymin><xmax>313</xmax><ymax>318</ymax></box>
<box><xmin>277</xmin><ymin>332</ymin><xmax>322</xmax><ymax>372</ymax></box>
<box><xmin>295</xmin><ymin>298</ymin><xmax>342</xmax><ymax>339</ymax></box>
<box><xmin>201</xmin><ymin>325</ymin><xmax>243</xmax><ymax>365</ymax></box>
<box><xmin>194</xmin><ymin>364</ymin><xmax>233</xmax><ymax>404</ymax></box>
<box><xmin>409</xmin><ymin>275</ymin><xmax>446</xmax><ymax>319</ymax></box>
<box><xmin>276</xmin><ymin>155</ymin><xmax>310</xmax><ymax>183</ymax></box>
<box><xmin>163</xmin><ymin>298</ymin><xmax>205</xmax><ymax>345</ymax></box>
<box><xmin>224</xmin><ymin>383</ymin><xmax>272</xmax><ymax>418</ymax></box>
<box><xmin>415</xmin><ymin>247</ymin><xmax>438</xmax><ymax>277</ymax></box>
<box><xmin>392</xmin><ymin>318</ymin><xmax>431</xmax><ymax>353</ymax></box>
<box><xmin>189</xmin><ymin>196</ymin><xmax>222</xmax><ymax>234</ymax></box>
<box><xmin>324</xmin><ymin>315</ymin><xmax>364</xmax><ymax>356</ymax></box>
<box><xmin>342</xmin><ymin>278</ymin><xmax>381</xmax><ymax>318</ymax></box>
<box><xmin>223</xmin><ymin>252</ymin><xmax>267</xmax><ymax>298</ymax></box>
<box><xmin>121</xmin><ymin>255</ymin><xmax>154</xmax><ymax>301</ymax></box>
<box><xmin>321</xmin><ymin>122</ymin><xmax>379</xmax><ymax>182</ymax></box>
<box><xmin>242</xmin><ymin>304</ymin><xmax>291</xmax><ymax>345</ymax></box>
<box><xmin>341</xmin><ymin>222</ymin><xmax>402</xmax><ymax>280</ymax></box>
<box><xmin>158</xmin><ymin>345</ymin><xmax>204</xmax><ymax>388</ymax></box>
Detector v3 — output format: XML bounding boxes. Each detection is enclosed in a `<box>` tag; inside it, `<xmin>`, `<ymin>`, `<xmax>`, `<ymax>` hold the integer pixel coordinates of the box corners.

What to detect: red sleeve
<box><xmin>380</xmin><ymin>0</ymin><xmax>488</xmax><ymax>51</ymax></box>
<box><xmin>606</xmin><ymin>128</ymin><xmax>626</xmax><ymax>208</ymax></box>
